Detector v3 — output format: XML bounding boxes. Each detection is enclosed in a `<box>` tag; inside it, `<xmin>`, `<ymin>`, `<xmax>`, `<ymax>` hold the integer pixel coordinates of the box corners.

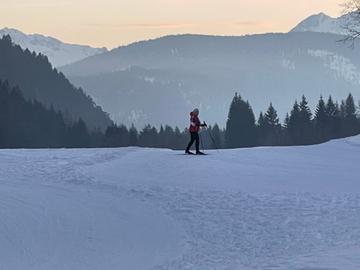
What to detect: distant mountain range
<box><xmin>2</xmin><ymin>13</ymin><xmax>359</xmax><ymax>129</ymax></box>
<box><xmin>0</xmin><ymin>28</ymin><xmax>107</xmax><ymax>67</ymax></box>
<box><xmin>60</xmin><ymin>29</ymin><xmax>360</xmax><ymax>128</ymax></box>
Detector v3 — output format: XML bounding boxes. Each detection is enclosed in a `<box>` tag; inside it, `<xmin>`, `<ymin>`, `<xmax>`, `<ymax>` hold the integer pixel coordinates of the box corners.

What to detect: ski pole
<box><xmin>199</xmin><ymin>132</ymin><xmax>205</xmax><ymax>152</ymax></box>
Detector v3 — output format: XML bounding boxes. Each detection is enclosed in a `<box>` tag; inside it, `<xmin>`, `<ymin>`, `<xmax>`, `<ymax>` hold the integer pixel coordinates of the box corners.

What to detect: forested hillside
<box><xmin>0</xmin><ymin>80</ymin><xmax>100</xmax><ymax>148</ymax></box>
<box><xmin>62</xmin><ymin>33</ymin><xmax>360</xmax><ymax>128</ymax></box>
<box><xmin>0</xmin><ymin>35</ymin><xmax>112</xmax><ymax>131</ymax></box>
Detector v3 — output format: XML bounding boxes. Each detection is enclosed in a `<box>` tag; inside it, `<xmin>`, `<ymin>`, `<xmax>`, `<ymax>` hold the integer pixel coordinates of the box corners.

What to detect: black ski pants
<box><xmin>186</xmin><ymin>132</ymin><xmax>199</xmax><ymax>152</ymax></box>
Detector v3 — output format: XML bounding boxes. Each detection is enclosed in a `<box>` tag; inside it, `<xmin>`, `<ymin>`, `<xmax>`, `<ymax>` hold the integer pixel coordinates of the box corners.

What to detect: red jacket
<box><xmin>189</xmin><ymin>112</ymin><xmax>201</xmax><ymax>133</ymax></box>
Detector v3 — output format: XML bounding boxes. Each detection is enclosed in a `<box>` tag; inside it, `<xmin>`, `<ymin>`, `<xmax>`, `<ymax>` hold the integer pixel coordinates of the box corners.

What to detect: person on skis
<box><xmin>185</xmin><ymin>108</ymin><xmax>207</xmax><ymax>155</ymax></box>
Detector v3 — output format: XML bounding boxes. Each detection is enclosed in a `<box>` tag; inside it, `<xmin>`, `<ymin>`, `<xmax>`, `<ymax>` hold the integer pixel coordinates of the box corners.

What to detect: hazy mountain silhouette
<box><xmin>0</xmin><ymin>35</ymin><xmax>112</xmax><ymax>130</ymax></box>
<box><xmin>0</xmin><ymin>28</ymin><xmax>107</xmax><ymax>67</ymax></box>
<box><xmin>60</xmin><ymin>13</ymin><xmax>360</xmax><ymax>128</ymax></box>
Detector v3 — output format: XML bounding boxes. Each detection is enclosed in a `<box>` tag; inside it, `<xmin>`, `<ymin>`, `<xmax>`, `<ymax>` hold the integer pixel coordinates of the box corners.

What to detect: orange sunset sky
<box><xmin>0</xmin><ymin>0</ymin><xmax>343</xmax><ymax>48</ymax></box>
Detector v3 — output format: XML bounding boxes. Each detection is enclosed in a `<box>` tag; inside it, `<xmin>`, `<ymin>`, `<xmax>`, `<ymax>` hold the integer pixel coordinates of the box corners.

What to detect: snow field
<box><xmin>1</xmin><ymin>136</ymin><xmax>360</xmax><ymax>269</ymax></box>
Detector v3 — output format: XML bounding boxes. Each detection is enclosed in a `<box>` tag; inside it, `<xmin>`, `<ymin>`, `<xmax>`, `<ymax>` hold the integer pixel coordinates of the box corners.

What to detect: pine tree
<box><xmin>257</xmin><ymin>112</ymin><xmax>267</xmax><ymax>145</ymax></box>
<box><xmin>105</xmin><ymin>125</ymin><xmax>120</xmax><ymax>147</ymax></box>
<box><xmin>343</xmin><ymin>93</ymin><xmax>358</xmax><ymax>136</ymax></box>
<box><xmin>139</xmin><ymin>125</ymin><xmax>158</xmax><ymax>147</ymax></box>
<box><xmin>284</xmin><ymin>113</ymin><xmax>290</xmax><ymax>129</ymax></box>
<box><xmin>117</xmin><ymin>125</ymin><xmax>130</xmax><ymax>147</ymax></box>
<box><xmin>258</xmin><ymin>112</ymin><xmax>266</xmax><ymax>127</ymax></box>
<box><xmin>325</xmin><ymin>96</ymin><xmax>341</xmax><ymax>139</ymax></box>
<box><xmin>282</xmin><ymin>113</ymin><xmax>292</xmax><ymax>146</ymax></box>
<box><xmin>265</xmin><ymin>103</ymin><xmax>280</xmax><ymax>129</ymax></box>
<box><xmin>158</xmin><ymin>125</ymin><xmax>166</xmax><ymax>148</ymax></box>
<box><xmin>164</xmin><ymin>125</ymin><xmax>175</xmax><ymax>149</ymax></box>
<box><xmin>263</xmin><ymin>103</ymin><xmax>281</xmax><ymax>145</ymax></box>
<box><xmin>340</xmin><ymin>100</ymin><xmax>347</xmax><ymax>119</ymax></box>
<box><xmin>225</xmin><ymin>93</ymin><xmax>256</xmax><ymax>148</ymax></box>
<box><xmin>299</xmin><ymin>95</ymin><xmax>312</xmax><ymax>122</ymax></box>
<box><xmin>67</xmin><ymin>119</ymin><xmax>91</xmax><ymax>148</ymax></box>
<box><xmin>314</xmin><ymin>96</ymin><xmax>328</xmax><ymax>142</ymax></box>
<box><xmin>225</xmin><ymin>93</ymin><xmax>241</xmax><ymax>148</ymax></box>
<box><xmin>210</xmin><ymin>123</ymin><xmax>222</xmax><ymax>149</ymax></box>
<box><xmin>325</xmin><ymin>96</ymin><xmax>338</xmax><ymax>119</ymax></box>
<box><xmin>90</xmin><ymin>128</ymin><xmax>105</xmax><ymax>147</ymax></box>
<box><xmin>129</xmin><ymin>124</ymin><xmax>138</xmax><ymax>146</ymax></box>
<box><xmin>287</xmin><ymin>101</ymin><xmax>302</xmax><ymax>144</ymax></box>
<box><xmin>345</xmin><ymin>93</ymin><xmax>356</xmax><ymax>120</ymax></box>
<box><xmin>299</xmin><ymin>95</ymin><xmax>313</xmax><ymax>144</ymax></box>
<box><xmin>172</xmin><ymin>127</ymin><xmax>185</xmax><ymax>150</ymax></box>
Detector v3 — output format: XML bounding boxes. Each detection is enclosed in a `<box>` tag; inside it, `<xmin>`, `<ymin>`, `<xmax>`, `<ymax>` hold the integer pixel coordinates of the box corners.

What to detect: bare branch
<box><xmin>340</xmin><ymin>0</ymin><xmax>360</xmax><ymax>46</ymax></box>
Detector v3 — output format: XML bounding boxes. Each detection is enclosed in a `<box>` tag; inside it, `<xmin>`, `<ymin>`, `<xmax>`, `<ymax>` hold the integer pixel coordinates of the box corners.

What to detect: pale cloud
<box><xmin>89</xmin><ymin>23</ymin><xmax>197</xmax><ymax>30</ymax></box>
<box><xmin>89</xmin><ymin>21</ymin><xmax>269</xmax><ymax>30</ymax></box>
<box><xmin>4</xmin><ymin>0</ymin><xmax>73</xmax><ymax>8</ymax></box>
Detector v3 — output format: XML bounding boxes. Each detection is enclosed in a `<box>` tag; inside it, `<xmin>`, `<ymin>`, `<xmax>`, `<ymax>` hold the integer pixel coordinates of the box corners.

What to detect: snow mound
<box><xmin>1</xmin><ymin>136</ymin><xmax>360</xmax><ymax>269</ymax></box>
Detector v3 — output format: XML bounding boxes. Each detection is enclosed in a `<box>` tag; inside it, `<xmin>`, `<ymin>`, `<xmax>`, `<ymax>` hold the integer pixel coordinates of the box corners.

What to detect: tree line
<box><xmin>0</xmin><ymin>81</ymin><xmax>99</xmax><ymax>148</ymax></box>
<box><xmin>103</xmin><ymin>93</ymin><xmax>360</xmax><ymax>150</ymax></box>
<box><xmin>225</xmin><ymin>93</ymin><xmax>360</xmax><ymax>148</ymax></box>
<box><xmin>0</xmin><ymin>35</ymin><xmax>112</xmax><ymax>131</ymax></box>
<box><xmin>103</xmin><ymin>123</ymin><xmax>223</xmax><ymax>150</ymax></box>
<box><xmin>0</xmin><ymin>79</ymin><xmax>223</xmax><ymax>149</ymax></box>
<box><xmin>1</xmin><ymin>79</ymin><xmax>360</xmax><ymax>149</ymax></box>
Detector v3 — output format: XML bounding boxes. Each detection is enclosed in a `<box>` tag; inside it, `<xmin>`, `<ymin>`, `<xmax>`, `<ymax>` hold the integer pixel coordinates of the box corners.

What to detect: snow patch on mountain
<box><xmin>291</xmin><ymin>12</ymin><xmax>351</xmax><ymax>35</ymax></box>
<box><xmin>308</xmin><ymin>49</ymin><xmax>360</xmax><ymax>83</ymax></box>
<box><xmin>143</xmin><ymin>77</ymin><xmax>156</xmax><ymax>83</ymax></box>
<box><xmin>0</xmin><ymin>27</ymin><xmax>107</xmax><ymax>67</ymax></box>
<box><xmin>281</xmin><ymin>58</ymin><xmax>296</xmax><ymax>70</ymax></box>
<box><xmin>128</xmin><ymin>109</ymin><xmax>148</xmax><ymax>124</ymax></box>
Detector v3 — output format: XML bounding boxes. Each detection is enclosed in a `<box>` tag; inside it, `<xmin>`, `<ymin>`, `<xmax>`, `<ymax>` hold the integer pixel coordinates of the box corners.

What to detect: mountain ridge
<box><xmin>61</xmin><ymin>32</ymin><xmax>360</xmax><ymax>128</ymax></box>
<box><xmin>0</xmin><ymin>35</ymin><xmax>112</xmax><ymax>130</ymax></box>
<box><xmin>0</xmin><ymin>27</ymin><xmax>107</xmax><ymax>67</ymax></box>
<box><xmin>290</xmin><ymin>12</ymin><xmax>354</xmax><ymax>35</ymax></box>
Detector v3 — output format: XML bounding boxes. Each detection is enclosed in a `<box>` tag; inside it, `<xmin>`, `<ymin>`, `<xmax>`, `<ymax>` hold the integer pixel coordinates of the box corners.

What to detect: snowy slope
<box><xmin>291</xmin><ymin>12</ymin><xmax>355</xmax><ymax>35</ymax></box>
<box><xmin>1</xmin><ymin>136</ymin><xmax>360</xmax><ymax>269</ymax></box>
<box><xmin>0</xmin><ymin>28</ymin><xmax>107</xmax><ymax>67</ymax></box>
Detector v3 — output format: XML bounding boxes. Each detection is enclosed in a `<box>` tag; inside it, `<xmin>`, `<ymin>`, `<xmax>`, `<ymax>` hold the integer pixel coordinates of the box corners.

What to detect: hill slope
<box><xmin>0</xmin><ymin>35</ymin><xmax>112</xmax><ymax>130</ymax></box>
<box><xmin>1</xmin><ymin>136</ymin><xmax>360</xmax><ymax>269</ymax></box>
<box><xmin>0</xmin><ymin>28</ymin><xmax>107</xmax><ymax>67</ymax></box>
<box><xmin>0</xmin><ymin>80</ymin><xmax>67</xmax><ymax>148</ymax></box>
<box><xmin>62</xmin><ymin>32</ymin><xmax>360</xmax><ymax>128</ymax></box>
<box><xmin>290</xmin><ymin>12</ymin><xmax>360</xmax><ymax>36</ymax></box>
<box><xmin>291</xmin><ymin>12</ymin><xmax>348</xmax><ymax>35</ymax></box>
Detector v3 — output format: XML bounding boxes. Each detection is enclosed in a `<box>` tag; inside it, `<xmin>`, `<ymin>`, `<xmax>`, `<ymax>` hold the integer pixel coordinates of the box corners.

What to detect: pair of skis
<box><xmin>185</xmin><ymin>151</ymin><xmax>207</xmax><ymax>156</ymax></box>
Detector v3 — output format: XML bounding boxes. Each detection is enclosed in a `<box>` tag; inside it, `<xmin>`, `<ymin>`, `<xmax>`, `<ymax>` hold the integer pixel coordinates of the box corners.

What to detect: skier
<box><xmin>185</xmin><ymin>108</ymin><xmax>207</xmax><ymax>155</ymax></box>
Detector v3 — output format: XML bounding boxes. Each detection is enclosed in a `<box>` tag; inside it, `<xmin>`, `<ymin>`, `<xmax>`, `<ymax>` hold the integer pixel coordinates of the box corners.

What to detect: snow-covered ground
<box><xmin>1</xmin><ymin>136</ymin><xmax>360</xmax><ymax>270</ymax></box>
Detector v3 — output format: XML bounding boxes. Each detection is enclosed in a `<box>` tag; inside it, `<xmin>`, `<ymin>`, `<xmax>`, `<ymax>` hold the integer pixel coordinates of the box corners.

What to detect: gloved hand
<box><xmin>201</xmin><ymin>121</ymin><xmax>208</xmax><ymax>127</ymax></box>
